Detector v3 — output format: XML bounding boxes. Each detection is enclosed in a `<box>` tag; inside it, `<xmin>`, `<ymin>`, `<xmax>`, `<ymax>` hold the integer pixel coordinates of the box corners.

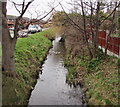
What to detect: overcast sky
<box><xmin>6</xmin><ymin>0</ymin><xmax>119</xmax><ymax>20</ymax></box>
<box><xmin>7</xmin><ymin>0</ymin><xmax>72</xmax><ymax>20</ymax></box>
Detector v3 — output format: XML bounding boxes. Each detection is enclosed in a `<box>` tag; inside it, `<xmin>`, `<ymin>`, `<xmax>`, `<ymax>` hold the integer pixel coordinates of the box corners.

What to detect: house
<box><xmin>7</xmin><ymin>15</ymin><xmax>29</xmax><ymax>29</ymax></box>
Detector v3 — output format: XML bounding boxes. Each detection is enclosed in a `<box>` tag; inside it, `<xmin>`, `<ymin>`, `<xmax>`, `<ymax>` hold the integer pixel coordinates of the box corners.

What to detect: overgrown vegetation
<box><xmin>55</xmin><ymin>5</ymin><xmax>119</xmax><ymax>105</ymax></box>
<box><xmin>2</xmin><ymin>28</ymin><xmax>58</xmax><ymax>105</ymax></box>
<box><xmin>84</xmin><ymin>56</ymin><xmax>119</xmax><ymax>105</ymax></box>
<box><xmin>65</xmin><ymin>49</ymin><xmax>119</xmax><ymax>105</ymax></box>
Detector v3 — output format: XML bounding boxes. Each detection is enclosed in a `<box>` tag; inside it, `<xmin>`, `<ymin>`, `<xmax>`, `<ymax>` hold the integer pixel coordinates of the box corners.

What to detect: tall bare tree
<box><xmin>2</xmin><ymin>0</ymin><xmax>34</xmax><ymax>76</ymax></box>
<box><xmin>59</xmin><ymin>0</ymin><xmax>120</xmax><ymax>59</ymax></box>
<box><xmin>2</xmin><ymin>0</ymin><xmax>57</xmax><ymax>76</ymax></box>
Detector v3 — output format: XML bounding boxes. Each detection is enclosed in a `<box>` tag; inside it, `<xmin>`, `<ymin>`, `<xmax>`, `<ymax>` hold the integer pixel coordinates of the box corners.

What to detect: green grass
<box><xmin>111</xmin><ymin>33</ymin><xmax>120</xmax><ymax>37</ymax></box>
<box><xmin>65</xmin><ymin>51</ymin><xmax>119</xmax><ymax>105</ymax></box>
<box><xmin>2</xmin><ymin>28</ymin><xmax>58</xmax><ymax>105</ymax></box>
<box><xmin>84</xmin><ymin>60</ymin><xmax>119</xmax><ymax>105</ymax></box>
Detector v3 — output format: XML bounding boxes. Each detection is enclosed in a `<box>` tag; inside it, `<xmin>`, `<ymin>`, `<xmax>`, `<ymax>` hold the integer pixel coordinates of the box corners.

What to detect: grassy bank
<box><xmin>65</xmin><ymin>50</ymin><xmax>119</xmax><ymax>105</ymax></box>
<box><xmin>2</xmin><ymin>28</ymin><xmax>58</xmax><ymax>105</ymax></box>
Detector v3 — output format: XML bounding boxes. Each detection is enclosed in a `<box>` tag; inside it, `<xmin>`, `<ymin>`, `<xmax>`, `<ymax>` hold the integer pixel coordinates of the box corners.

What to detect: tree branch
<box><xmin>59</xmin><ymin>2</ymin><xmax>85</xmax><ymax>33</ymax></box>
<box><xmin>12</xmin><ymin>1</ymin><xmax>21</xmax><ymax>14</ymax></box>
<box><xmin>100</xmin><ymin>2</ymin><xmax>120</xmax><ymax>25</ymax></box>
<box><xmin>19</xmin><ymin>0</ymin><xmax>34</xmax><ymax>18</ymax></box>
<box><xmin>22</xmin><ymin>0</ymin><xmax>25</xmax><ymax>13</ymax></box>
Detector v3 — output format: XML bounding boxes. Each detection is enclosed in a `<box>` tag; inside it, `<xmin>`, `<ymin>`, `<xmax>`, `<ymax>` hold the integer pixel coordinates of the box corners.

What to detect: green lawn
<box><xmin>2</xmin><ymin>28</ymin><xmax>58</xmax><ymax>105</ymax></box>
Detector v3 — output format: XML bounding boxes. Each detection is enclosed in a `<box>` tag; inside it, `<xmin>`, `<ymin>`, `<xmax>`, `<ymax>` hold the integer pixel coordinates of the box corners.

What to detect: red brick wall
<box><xmin>98</xmin><ymin>31</ymin><xmax>120</xmax><ymax>55</ymax></box>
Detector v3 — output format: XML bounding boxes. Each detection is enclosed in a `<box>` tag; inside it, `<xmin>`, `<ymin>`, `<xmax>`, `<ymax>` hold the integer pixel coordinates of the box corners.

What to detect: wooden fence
<box><xmin>98</xmin><ymin>31</ymin><xmax>120</xmax><ymax>56</ymax></box>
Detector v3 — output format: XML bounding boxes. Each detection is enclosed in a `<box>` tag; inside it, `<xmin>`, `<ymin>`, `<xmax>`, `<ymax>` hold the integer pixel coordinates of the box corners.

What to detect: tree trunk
<box><xmin>81</xmin><ymin>1</ymin><xmax>93</xmax><ymax>59</ymax></box>
<box><xmin>2</xmin><ymin>2</ymin><xmax>16</xmax><ymax>76</ymax></box>
<box><xmin>93</xmin><ymin>2</ymin><xmax>100</xmax><ymax>58</ymax></box>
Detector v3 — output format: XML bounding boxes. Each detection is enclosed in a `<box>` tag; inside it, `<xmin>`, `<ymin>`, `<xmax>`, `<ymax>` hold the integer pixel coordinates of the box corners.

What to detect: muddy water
<box><xmin>28</xmin><ymin>36</ymin><xmax>86</xmax><ymax>105</ymax></box>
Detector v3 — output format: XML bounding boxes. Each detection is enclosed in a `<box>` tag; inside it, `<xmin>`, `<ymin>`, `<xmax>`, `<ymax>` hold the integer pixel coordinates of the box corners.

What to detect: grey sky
<box><xmin>6</xmin><ymin>0</ymin><xmax>120</xmax><ymax>19</ymax></box>
<box><xmin>7</xmin><ymin>0</ymin><xmax>72</xmax><ymax>19</ymax></box>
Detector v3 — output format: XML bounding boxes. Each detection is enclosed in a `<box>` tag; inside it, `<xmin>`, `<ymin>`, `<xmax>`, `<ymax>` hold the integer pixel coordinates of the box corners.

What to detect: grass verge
<box><xmin>65</xmin><ymin>50</ymin><xmax>119</xmax><ymax>105</ymax></box>
<box><xmin>2</xmin><ymin>28</ymin><xmax>57</xmax><ymax>105</ymax></box>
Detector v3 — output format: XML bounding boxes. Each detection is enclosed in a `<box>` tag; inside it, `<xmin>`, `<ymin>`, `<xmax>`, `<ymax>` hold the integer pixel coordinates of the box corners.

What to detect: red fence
<box><xmin>98</xmin><ymin>31</ymin><xmax>120</xmax><ymax>55</ymax></box>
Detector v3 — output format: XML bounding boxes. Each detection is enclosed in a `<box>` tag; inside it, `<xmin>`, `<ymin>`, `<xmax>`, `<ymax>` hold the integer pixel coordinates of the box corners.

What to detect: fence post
<box><xmin>105</xmin><ymin>30</ymin><xmax>109</xmax><ymax>54</ymax></box>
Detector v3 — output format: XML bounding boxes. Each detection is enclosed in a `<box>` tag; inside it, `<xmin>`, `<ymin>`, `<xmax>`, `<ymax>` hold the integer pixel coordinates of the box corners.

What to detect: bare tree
<box><xmin>59</xmin><ymin>0</ymin><xmax>120</xmax><ymax>59</ymax></box>
<box><xmin>2</xmin><ymin>0</ymin><xmax>58</xmax><ymax>76</ymax></box>
<box><xmin>2</xmin><ymin>0</ymin><xmax>34</xmax><ymax>76</ymax></box>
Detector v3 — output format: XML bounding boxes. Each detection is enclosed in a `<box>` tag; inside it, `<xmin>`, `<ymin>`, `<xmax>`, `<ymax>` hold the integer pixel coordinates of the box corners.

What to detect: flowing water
<box><xmin>28</xmin><ymin>36</ymin><xmax>86</xmax><ymax>106</ymax></box>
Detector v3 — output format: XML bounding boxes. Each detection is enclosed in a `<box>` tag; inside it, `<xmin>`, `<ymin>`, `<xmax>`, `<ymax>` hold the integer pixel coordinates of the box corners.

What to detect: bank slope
<box><xmin>65</xmin><ymin>52</ymin><xmax>119</xmax><ymax>105</ymax></box>
<box><xmin>2</xmin><ymin>30</ymin><xmax>53</xmax><ymax>105</ymax></box>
